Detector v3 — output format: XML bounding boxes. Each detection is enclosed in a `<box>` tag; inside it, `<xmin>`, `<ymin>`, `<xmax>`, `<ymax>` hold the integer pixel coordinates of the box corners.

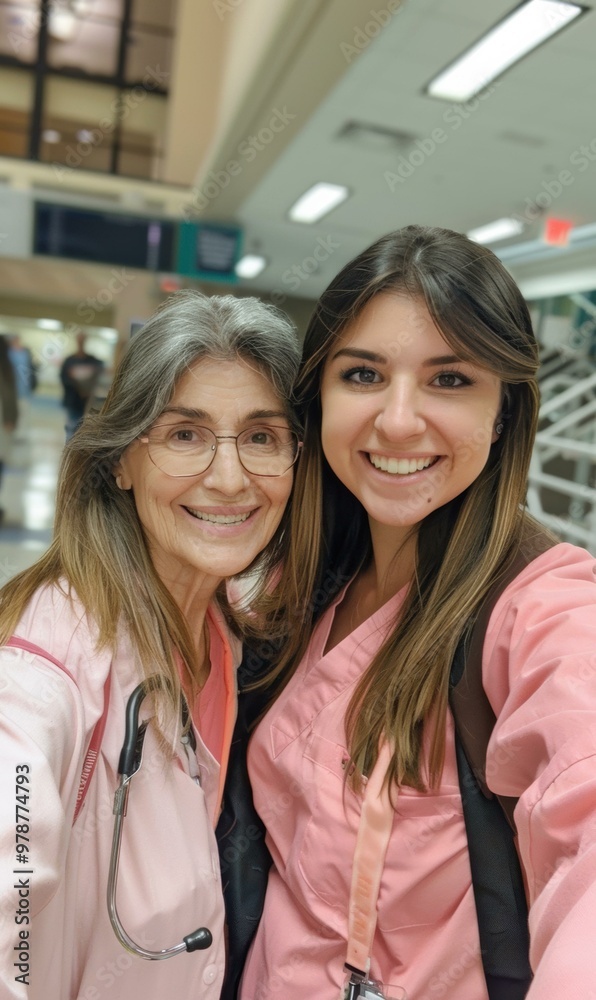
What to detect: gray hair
<box><xmin>11</xmin><ymin>293</ymin><xmax>300</xmax><ymax>732</ymax></box>
<box><xmin>96</xmin><ymin>289</ymin><xmax>301</xmax><ymax>456</ymax></box>
<box><xmin>58</xmin><ymin>289</ymin><xmax>300</xmax><ymax>575</ymax></box>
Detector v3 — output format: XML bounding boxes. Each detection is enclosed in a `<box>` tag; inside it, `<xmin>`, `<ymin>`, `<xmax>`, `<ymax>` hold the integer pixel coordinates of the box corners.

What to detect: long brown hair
<box><xmin>265</xmin><ymin>225</ymin><xmax>549</xmax><ymax>789</ymax></box>
<box><xmin>0</xmin><ymin>291</ymin><xmax>300</xmax><ymax>730</ymax></box>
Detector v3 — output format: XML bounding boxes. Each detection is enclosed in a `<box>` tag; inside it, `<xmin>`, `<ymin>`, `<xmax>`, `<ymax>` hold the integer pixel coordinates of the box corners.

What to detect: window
<box><xmin>0</xmin><ymin>0</ymin><xmax>172</xmax><ymax>178</ymax></box>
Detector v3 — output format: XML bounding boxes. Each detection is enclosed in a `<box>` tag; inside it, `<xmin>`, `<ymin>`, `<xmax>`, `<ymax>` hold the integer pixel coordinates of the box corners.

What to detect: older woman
<box><xmin>0</xmin><ymin>291</ymin><xmax>300</xmax><ymax>1000</ymax></box>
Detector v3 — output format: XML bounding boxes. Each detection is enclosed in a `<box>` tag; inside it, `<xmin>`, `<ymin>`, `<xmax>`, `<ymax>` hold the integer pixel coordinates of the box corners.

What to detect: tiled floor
<box><xmin>0</xmin><ymin>395</ymin><xmax>64</xmax><ymax>584</ymax></box>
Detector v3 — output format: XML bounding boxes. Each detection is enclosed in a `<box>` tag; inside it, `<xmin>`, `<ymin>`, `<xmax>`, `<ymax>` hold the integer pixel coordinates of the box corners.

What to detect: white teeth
<box><xmin>369</xmin><ymin>455</ymin><xmax>434</xmax><ymax>475</ymax></box>
<box><xmin>187</xmin><ymin>510</ymin><xmax>251</xmax><ymax>524</ymax></box>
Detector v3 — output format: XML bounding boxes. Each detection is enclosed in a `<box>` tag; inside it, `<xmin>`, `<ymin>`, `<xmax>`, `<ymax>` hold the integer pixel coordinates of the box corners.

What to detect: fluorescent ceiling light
<box><xmin>37</xmin><ymin>318</ymin><xmax>63</xmax><ymax>331</ymax></box>
<box><xmin>288</xmin><ymin>183</ymin><xmax>349</xmax><ymax>223</ymax></box>
<box><xmin>427</xmin><ymin>0</ymin><xmax>584</xmax><ymax>102</ymax></box>
<box><xmin>467</xmin><ymin>218</ymin><xmax>525</xmax><ymax>244</ymax></box>
<box><xmin>235</xmin><ymin>254</ymin><xmax>267</xmax><ymax>279</ymax></box>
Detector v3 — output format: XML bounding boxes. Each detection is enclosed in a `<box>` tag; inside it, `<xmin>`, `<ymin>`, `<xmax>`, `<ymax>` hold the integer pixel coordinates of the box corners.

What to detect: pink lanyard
<box><xmin>346</xmin><ymin>741</ymin><xmax>395</xmax><ymax>976</ymax></box>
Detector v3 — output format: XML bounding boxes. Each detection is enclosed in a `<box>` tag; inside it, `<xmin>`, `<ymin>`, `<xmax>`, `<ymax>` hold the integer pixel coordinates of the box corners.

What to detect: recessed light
<box><xmin>37</xmin><ymin>318</ymin><xmax>63</xmax><ymax>331</ymax></box>
<box><xmin>235</xmin><ymin>254</ymin><xmax>267</xmax><ymax>279</ymax></box>
<box><xmin>42</xmin><ymin>129</ymin><xmax>61</xmax><ymax>144</ymax></box>
<box><xmin>288</xmin><ymin>183</ymin><xmax>349</xmax><ymax>224</ymax></box>
<box><xmin>427</xmin><ymin>1</ymin><xmax>584</xmax><ymax>103</ymax></box>
<box><xmin>467</xmin><ymin>218</ymin><xmax>525</xmax><ymax>244</ymax></box>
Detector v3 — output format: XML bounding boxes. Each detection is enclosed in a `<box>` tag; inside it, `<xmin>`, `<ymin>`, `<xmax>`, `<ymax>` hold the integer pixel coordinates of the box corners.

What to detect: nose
<box><xmin>201</xmin><ymin>439</ymin><xmax>251</xmax><ymax>495</ymax></box>
<box><xmin>373</xmin><ymin>378</ymin><xmax>426</xmax><ymax>441</ymax></box>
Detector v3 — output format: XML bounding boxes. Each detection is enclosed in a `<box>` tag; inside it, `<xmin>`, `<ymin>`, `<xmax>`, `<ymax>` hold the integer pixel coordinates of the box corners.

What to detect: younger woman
<box><xmin>240</xmin><ymin>227</ymin><xmax>596</xmax><ymax>999</ymax></box>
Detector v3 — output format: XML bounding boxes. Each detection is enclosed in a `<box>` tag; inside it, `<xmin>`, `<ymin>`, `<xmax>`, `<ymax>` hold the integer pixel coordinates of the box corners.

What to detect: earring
<box><xmin>495</xmin><ymin>422</ymin><xmax>504</xmax><ymax>436</ymax></box>
<box><xmin>115</xmin><ymin>475</ymin><xmax>123</xmax><ymax>489</ymax></box>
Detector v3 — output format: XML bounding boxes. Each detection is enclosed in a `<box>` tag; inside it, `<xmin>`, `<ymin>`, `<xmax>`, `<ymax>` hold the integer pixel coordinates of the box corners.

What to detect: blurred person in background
<box><xmin>0</xmin><ymin>291</ymin><xmax>301</xmax><ymax>999</ymax></box>
<box><xmin>0</xmin><ymin>334</ymin><xmax>18</xmax><ymax>526</ymax></box>
<box><xmin>8</xmin><ymin>334</ymin><xmax>37</xmax><ymax>438</ymax></box>
<box><xmin>59</xmin><ymin>330</ymin><xmax>104</xmax><ymax>440</ymax></box>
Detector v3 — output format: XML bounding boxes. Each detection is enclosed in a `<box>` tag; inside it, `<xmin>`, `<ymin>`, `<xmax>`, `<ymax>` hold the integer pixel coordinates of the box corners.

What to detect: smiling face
<box><xmin>116</xmin><ymin>357</ymin><xmax>294</xmax><ymax>610</ymax></box>
<box><xmin>320</xmin><ymin>293</ymin><xmax>502</xmax><ymax>551</ymax></box>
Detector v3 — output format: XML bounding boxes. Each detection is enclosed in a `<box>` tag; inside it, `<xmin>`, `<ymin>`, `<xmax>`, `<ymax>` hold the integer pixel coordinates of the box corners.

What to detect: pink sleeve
<box><xmin>482</xmin><ymin>542</ymin><xmax>596</xmax><ymax>996</ymax></box>
<box><xmin>0</xmin><ymin>650</ymin><xmax>83</xmax><ymax>998</ymax></box>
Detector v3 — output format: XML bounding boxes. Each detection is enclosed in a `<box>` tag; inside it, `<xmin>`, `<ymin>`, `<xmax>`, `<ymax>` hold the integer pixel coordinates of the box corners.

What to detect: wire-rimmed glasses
<box><xmin>139</xmin><ymin>421</ymin><xmax>302</xmax><ymax>478</ymax></box>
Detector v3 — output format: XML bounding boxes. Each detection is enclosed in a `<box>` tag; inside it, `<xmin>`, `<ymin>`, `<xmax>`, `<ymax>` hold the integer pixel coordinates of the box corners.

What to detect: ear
<box><xmin>113</xmin><ymin>460</ymin><xmax>132</xmax><ymax>491</ymax></box>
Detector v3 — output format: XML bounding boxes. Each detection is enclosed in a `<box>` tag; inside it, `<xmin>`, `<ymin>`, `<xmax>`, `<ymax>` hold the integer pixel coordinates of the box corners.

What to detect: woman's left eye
<box><xmin>432</xmin><ymin>371</ymin><xmax>470</xmax><ymax>388</ymax></box>
<box><xmin>248</xmin><ymin>429</ymin><xmax>273</xmax><ymax>445</ymax></box>
<box><xmin>341</xmin><ymin>367</ymin><xmax>381</xmax><ymax>385</ymax></box>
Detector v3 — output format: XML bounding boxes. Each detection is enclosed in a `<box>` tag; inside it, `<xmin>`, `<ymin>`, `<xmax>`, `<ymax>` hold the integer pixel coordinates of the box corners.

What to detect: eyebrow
<box><xmin>330</xmin><ymin>348</ymin><xmax>465</xmax><ymax>367</ymax></box>
<box><xmin>330</xmin><ymin>348</ymin><xmax>389</xmax><ymax>364</ymax></box>
<box><xmin>160</xmin><ymin>406</ymin><xmax>289</xmax><ymax>422</ymax></box>
<box><xmin>422</xmin><ymin>354</ymin><xmax>462</xmax><ymax>367</ymax></box>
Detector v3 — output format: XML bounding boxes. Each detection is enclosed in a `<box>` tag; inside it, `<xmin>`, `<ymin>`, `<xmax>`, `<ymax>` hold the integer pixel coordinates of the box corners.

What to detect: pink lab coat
<box><xmin>241</xmin><ymin>543</ymin><xmax>596</xmax><ymax>1000</ymax></box>
<box><xmin>0</xmin><ymin>582</ymin><xmax>239</xmax><ymax>1000</ymax></box>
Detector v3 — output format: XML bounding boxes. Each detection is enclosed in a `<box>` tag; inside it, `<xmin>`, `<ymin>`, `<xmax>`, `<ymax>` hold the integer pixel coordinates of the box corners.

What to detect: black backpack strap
<box><xmin>449</xmin><ymin>522</ymin><xmax>557</xmax><ymax>999</ymax></box>
<box><xmin>450</xmin><ymin>522</ymin><xmax>557</xmax><ymax>808</ymax></box>
<box><xmin>453</xmin><ymin>712</ymin><xmax>532</xmax><ymax>998</ymax></box>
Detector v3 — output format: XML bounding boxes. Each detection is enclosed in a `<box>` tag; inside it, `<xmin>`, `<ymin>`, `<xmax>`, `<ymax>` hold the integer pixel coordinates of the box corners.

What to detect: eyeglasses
<box><xmin>139</xmin><ymin>422</ymin><xmax>302</xmax><ymax>478</ymax></box>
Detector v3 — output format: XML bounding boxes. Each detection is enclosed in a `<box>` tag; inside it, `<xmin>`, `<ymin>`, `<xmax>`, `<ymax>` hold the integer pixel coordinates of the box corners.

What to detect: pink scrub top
<box><xmin>0</xmin><ymin>584</ymin><xmax>239</xmax><ymax>1000</ymax></box>
<box><xmin>241</xmin><ymin>543</ymin><xmax>596</xmax><ymax>1000</ymax></box>
<box><xmin>195</xmin><ymin>605</ymin><xmax>237</xmax><ymax>808</ymax></box>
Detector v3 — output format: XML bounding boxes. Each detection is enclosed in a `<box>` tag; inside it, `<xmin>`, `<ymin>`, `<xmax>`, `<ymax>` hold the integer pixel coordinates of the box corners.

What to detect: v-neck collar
<box><xmin>267</xmin><ymin>580</ymin><xmax>409</xmax><ymax>757</ymax></box>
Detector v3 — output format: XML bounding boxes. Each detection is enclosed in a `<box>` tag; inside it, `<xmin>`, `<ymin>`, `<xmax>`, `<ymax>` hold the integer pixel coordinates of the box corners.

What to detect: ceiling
<box><xmin>194</xmin><ymin>0</ymin><xmax>596</xmax><ymax>302</ymax></box>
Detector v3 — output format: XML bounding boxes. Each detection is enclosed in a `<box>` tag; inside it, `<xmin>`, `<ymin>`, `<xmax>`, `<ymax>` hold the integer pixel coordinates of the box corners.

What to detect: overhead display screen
<box><xmin>176</xmin><ymin>221</ymin><xmax>242</xmax><ymax>282</ymax></box>
<box><xmin>34</xmin><ymin>202</ymin><xmax>176</xmax><ymax>271</ymax></box>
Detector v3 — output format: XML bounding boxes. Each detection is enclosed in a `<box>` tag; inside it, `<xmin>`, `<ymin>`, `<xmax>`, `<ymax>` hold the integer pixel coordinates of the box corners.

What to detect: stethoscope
<box><xmin>106</xmin><ymin>678</ymin><xmax>213</xmax><ymax>960</ymax></box>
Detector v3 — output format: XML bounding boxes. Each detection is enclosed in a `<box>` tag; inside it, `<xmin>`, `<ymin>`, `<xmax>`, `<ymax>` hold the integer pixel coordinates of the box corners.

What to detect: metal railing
<box><xmin>528</xmin><ymin>337</ymin><xmax>596</xmax><ymax>553</ymax></box>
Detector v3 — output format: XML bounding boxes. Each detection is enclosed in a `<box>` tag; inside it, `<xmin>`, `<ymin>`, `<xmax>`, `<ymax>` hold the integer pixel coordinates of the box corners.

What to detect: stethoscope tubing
<box><xmin>106</xmin><ymin>679</ymin><xmax>212</xmax><ymax>960</ymax></box>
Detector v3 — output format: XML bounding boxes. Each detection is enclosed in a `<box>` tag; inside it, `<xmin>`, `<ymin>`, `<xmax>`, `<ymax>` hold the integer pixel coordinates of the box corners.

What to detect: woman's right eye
<box><xmin>340</xmin><ymin>367</ymin><xmax>381</xmax><ymax>385</ymax></box>
<box><xmin>166</xmin><ymin>425</ymin><xmax>209</xmax><ymax>446</ymax></box>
